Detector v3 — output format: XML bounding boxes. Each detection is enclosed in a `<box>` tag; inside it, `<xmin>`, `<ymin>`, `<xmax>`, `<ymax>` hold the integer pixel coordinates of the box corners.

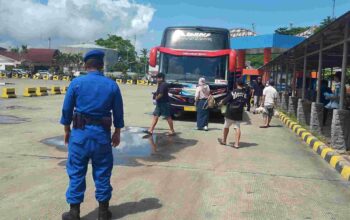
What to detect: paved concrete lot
<box><xmin>1</xmin><ymin>79</ymin><xmax>350</xmax><ymax>220</ymax></box>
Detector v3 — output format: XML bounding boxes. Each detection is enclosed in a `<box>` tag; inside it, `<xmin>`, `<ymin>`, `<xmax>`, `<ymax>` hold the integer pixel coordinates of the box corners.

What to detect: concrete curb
<box><xmin>279</xmin><ymin>113</ymin><xmax>350</xmax><ymax>181</ymax></box>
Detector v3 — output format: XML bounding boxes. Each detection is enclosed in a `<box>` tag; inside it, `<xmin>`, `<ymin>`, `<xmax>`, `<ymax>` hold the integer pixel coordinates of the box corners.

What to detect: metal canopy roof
<box><xmin>231</xmin><ymin>34</ymin><xmax>305</xmax><ymax>54</ymax></box>
<box><xmin>260</xmin><ymin>11</ymin><xmax>350</xmax><ymax>70</ymax></box>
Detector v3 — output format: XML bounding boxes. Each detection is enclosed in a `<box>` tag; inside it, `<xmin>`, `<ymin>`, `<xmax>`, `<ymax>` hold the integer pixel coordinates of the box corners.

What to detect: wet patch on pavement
<box><xmin>41</xmin><ymin>127</ymin><xmax>197</xmax><ymax>166</ymax></box>
<box><xmin>0</xmin><ymin>115</ymin><xmax>29</xmax><ymax>124</ymax></box>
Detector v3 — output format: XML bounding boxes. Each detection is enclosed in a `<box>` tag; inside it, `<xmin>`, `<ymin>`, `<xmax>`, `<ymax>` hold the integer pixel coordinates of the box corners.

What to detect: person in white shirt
<box><xmin>260</xmin><ymin>79</ymin><xmax>278</xmax><ymax>128</ymax></box>
<box><xmin>195</xmin><ymin>77</ymin><xmax>210</xmax><ymax>131</ymax></box>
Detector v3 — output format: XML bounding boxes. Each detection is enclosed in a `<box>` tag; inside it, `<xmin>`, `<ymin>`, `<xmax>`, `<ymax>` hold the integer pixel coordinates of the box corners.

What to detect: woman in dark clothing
<box><xmin>195</xmin><ymin>77</ymin><xmax>210</xmax><ymax>131</ymax></box>
<box><xmin>320</xmin><ymin>80</ymin><xmax>332</xmax><ymax>126</ymax></box>
<box><xmin>218</xmin><ymin>78</ymin><xmax>247</xmax><ymax>148</ymax></box>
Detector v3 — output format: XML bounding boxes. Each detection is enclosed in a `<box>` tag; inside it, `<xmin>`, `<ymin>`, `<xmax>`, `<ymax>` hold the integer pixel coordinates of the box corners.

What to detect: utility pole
<box><xmin>332</xmin><ymin>0</ymin><xmax>336</xmax><ymax>19</ymax></box>
<box><xmin>252</xmin><ymin>23</ymin><xmax>256</xmax><ymax>33</ymax></box>
<box><xmin>48</xmin><ymin>37</ymin><xmax>51</xmax><ymax>49</ymax></box>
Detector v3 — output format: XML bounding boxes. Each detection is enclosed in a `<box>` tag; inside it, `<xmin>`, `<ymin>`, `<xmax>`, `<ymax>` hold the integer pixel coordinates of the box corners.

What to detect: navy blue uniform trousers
<box><xmin>66</xmin><ymin>125</ymin><xmax>113</xmax><ymax>204</ymax></box>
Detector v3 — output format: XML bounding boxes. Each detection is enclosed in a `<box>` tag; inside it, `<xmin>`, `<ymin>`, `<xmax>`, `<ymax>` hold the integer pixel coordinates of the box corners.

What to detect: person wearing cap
<box><xmin>60</xmin><ymin>50</ymin><xmax>124</xmax><ymax>220</ymax></box>
<box><xmin>260</xmin><ymin>79</ymin><xmax>278</xmax><ymax>128</ymax></box>
<box><xmin>195</xmin><ymin>77</ymin><xmax>210</xmax><ymax>131</ymax></box>
<box><xmin>145</xmin><ymin>73</ymin><xmax>175</xmax><ymax>136</ymax></box>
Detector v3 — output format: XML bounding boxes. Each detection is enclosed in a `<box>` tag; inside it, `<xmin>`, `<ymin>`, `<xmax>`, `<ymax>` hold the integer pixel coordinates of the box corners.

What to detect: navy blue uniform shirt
<box><xmin>60</xmin><ymin>71</ymin><xmax>124</xmax><ymax>128</ymax></box>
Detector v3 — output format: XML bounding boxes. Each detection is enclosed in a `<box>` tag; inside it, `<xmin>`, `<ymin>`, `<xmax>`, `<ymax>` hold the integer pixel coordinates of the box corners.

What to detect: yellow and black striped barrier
<box><xmin>23</xmin><ymin>87</ymin><xmax>37</xmax><ymax>97</ymax></box>
<box><xmin>137</xmin><ymin>80</ymin><xmax>149</xmax><ymax>85</ymax></box>
<box><xmin>62</xmin><ymin>76</ymin><xmax>70</xmax><ymax>81</ymax></box>
<box><xmin>53</xmin><ymin>75</ymin><xmax>60</xmax><ymax>81</ymax></box>
<box><xmin>33</xmin><ymin>75</ymin><xmax>40</xmax><ymax>80</ymax></box>
<box><xmin>61</xmin><ymin>86</ymin><xmax>68</xmax><ymax>94</ymax></box>
<box><xmin>51</xmin><ymin>86</ymin><xmax>61</xmax><ymax>95</ymax></box>
<box><xmin>22</xmin><ymin>74</ymin><xmax>29</xmax><ymax>79</ymax></box>
<box><xmin>12</xmin><ymin>73</ymin><xmax>19</xmax><ymax>79</ymax></box>
<box><xmin>116</xmin><ymin>79</ymin><xmax>123</xmax><ymax>84</ymax></box>
<box><xmin>0</xmin><ymin>73</ymin><xmax>6</xmax><ymax>78</ymax></box>
<box><xmin>279</xmin><ymin>113</ymin><xmax>350</xmax><ymax>181</ymax></box>
<box><xmin>36</xmin><ymin>87</ymin><xmax>48</xmax><ymax>96</ymax></box>
<box><xmin>43</xmin><ymin>75</ymin><xmax>49</xmax><ymax>80</ymax></box>
<box><xmin>126</xmin><ymin>79</ymin><xmax>134</xmax><ymax>85</ymax></box>
<box><xmin>1</xmin><ymin>88</ymin><xmax>17</xmax><ymax>98</ymax></box>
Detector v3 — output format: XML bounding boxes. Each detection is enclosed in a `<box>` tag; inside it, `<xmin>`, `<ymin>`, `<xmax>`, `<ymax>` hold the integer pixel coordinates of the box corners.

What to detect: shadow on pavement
<box><xmin>268</xmin><ymin>125</ymin><xmax>283</xmax><ymax>128</ymax></box>
<box><xmin>174</xmin><ymin>112</ymin><xmax>225</xmax><ymax>124</ymax></box>
<box><xmin>83</xmin><ymin>198</ymin><xmax>162</xmax><ymax>220</ymax></box>
<box><xmin>228</xmin><ymin>142</ymin><xmax>258</xmax><ymax>149</ymax></box>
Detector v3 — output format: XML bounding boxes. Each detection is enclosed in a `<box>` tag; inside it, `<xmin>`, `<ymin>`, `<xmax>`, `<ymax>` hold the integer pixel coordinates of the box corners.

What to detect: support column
<box><xmin>292</xmin><ymin>63</ymin><xmax>297</xmax><ymax>97</ymax></box>
<box><xmin>310</xmin><ymin>103</ymin><xmax>324</xmax><ymax>134</ymax></box>
<box><xmin>331</xmin><ymin>110</ymin><xmax>350</xmax><ymax>152</ymax></box>
<box><xmin>331</xmin><ymin>20</ymin><xmax>350</xmax><ymax>152</ymax></box>
<box><xmin>339</xmin><ymin>20</ymin><xmax>349</xmax><ymax>109</ymax></box>
<box><xmin>237</xmin><ymin>50</ymin><xmax>246</xmax><ymax>71</ymax></box>
<box><xmin>316</xmin><ymin>37</ymin><xmax>323</xmax><ymax>103</ymax></box>
<box><xmin>302</xmin><ymin>46</ymin><xmax>307</xmax><ymax>100</ymax></box>
<box><xmin>288</xmin><ymin>96</ymin><xmax>298</xmax><ymax>116</ymax></box>
<box><xmin>297</xmin><ymin>98</ymin><xmax>311</xmax><ymax>126</ymax></box>
<box><xmin>310</xmin><ymin>36</ymin><xmax>324</xmax><ymax>134</ymax></box>
<box><xmin>281</xmin><ymin>63</ymin><xmax>289</xmax><ymax>111</ymax></box>
<box><xmin>264</xmin><ymin>48</ymin><xmax>272</xmax><ymax>65</ymax></box>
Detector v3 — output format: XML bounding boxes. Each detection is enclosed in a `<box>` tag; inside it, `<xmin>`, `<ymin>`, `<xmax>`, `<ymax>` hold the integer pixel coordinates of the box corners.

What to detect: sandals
<box><xmin>166</xmin><ymin>132</ymin><xmax>176</xmax><ymax>136</ymax></box>
<box><xmin>143</xmin><ymin>130</ymin><xmax>153</xmax><ymax>135</ymax></box>
<box><xmin>217</xmin><ymin>138</ymin><xmax>227</xmax><ymax>146</ymax></box>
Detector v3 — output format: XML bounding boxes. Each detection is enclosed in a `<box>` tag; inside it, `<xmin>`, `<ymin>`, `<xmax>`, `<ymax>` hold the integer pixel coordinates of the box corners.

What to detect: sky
<box><xmin>0</xmin><ymin>0</ymin><xmax>349</xmax><ymax>50</ymax></box>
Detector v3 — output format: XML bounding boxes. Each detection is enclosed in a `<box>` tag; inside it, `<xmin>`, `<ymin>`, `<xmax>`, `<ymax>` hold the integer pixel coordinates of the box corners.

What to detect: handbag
<box><xmin>207</xmin><ymin>95</ymin><xmax>216</xmax><ymax>108</ymax></box>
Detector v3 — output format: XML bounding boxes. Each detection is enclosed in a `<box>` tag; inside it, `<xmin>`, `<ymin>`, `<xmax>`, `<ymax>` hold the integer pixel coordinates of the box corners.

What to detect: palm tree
<box><xmin>140</xmin><ymin>48</ymin><xmax>149</xmax><ymax>75</ymax></box>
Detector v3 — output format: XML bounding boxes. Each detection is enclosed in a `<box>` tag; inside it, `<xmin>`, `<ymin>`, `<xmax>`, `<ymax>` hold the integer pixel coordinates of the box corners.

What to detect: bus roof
<box><xmin>164</xmin><ymin>26</ymin><xmax>229</xmax><ymax>33</ymax></box>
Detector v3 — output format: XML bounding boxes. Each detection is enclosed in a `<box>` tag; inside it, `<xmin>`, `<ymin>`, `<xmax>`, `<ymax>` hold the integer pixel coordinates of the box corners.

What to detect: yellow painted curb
<box><xmin>321</xmin><ymin>148</ymin><xmax>334</xmax><ymax>159</ymax></box>
<box><xmin>330</xmin><ymin>156</ymin><xmax>341</xmax><ymax>168</ymax></box>
<box><xmin>341</xmin><ymin>167</ymin><xmax>350</xmax><ymax>180</ymax></box>
<box><xmin>301</xmin><ymin>132</ymin><xmax>312</xmax><ymax>140</ymax></box>
<box><xmin>306</xmin><ymin>136</ymin><xmax>314</xmax><ymax>145</ymax></box>
<box><xmin>312</xmin><ymin>141</ymin><xmax>324</xmax><ymax>152</ymax></box>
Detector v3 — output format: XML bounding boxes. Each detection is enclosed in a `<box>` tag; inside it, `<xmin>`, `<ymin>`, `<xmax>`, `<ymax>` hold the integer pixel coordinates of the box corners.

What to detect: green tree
<box><xmin>316</xmin><ymin>16</ymin><xmax>336</xmax><ymax>32</ymax></box>
<box><xmin>96</xmin><ymin>34</ymin><xmax>136</xmax><ymax>66</ymax></box>
<box><xmin>10</xmin><ymin>47</ymin><xmax>19</xmax><ymax>53</ymax></box>
<box><xmin>275</xmin><ymin>26</ymin><xmax>310</xmax><ymax>35</ymax></box>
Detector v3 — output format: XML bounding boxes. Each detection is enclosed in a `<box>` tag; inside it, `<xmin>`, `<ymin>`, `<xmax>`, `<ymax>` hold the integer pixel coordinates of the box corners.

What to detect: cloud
<box><xmin>0</xmin><ymin>0</ymin><xmax>155</xmax><ymax>47</ymax></box>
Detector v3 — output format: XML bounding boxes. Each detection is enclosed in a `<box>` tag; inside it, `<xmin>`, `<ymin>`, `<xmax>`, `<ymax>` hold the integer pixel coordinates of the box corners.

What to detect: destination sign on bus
<box><xmin>163</xmin><ymin>28</ymin><xmax>229</xmax><ymax>50</ymax></box>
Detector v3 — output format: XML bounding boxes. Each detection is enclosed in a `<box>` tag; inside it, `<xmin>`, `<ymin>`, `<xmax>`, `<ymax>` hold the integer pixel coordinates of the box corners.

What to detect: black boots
<box><xmin>62</xmin><ymin>204</ymin><xmax>80</xmax><ymax>220</ymax></box>
<box><xmin>61</xmin><ymin>202</ymin><xmax>111</xmax><ymax>220</ymax></box>
<box><xmin>98</xmin><ymin>201</ymin><xmax>112</xmax><ymax>220</ymax></box>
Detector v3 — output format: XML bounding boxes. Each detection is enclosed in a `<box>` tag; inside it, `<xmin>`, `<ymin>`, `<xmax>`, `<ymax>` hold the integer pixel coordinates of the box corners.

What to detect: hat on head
<box><xmin>83</xmin><ymin>50</ymin><xmax>105</xmax><ymax>63</ymax></box>
<box><xmin>198</xmin><ymin>77</ymin><xmax>206</xmax><ymax>86</ymax></box>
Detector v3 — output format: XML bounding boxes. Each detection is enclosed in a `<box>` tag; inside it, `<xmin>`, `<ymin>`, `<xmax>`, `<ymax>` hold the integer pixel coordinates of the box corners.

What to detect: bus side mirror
<box><xmin>229</xmin><ymin>50</ymin><xmax>237</xmax><ymax>72</ymax></box>
<box><xmin>149</xmin><ymin>47</ymin><xmax>158</xmax><ymax>67</ymax></box>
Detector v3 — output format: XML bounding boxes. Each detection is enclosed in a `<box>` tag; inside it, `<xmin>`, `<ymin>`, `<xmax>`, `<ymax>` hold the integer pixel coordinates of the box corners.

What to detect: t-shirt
<box><xmin>223</xmin><ymin>88</ymin><xmax>247</xmax><ymax>121</ymax></box>
<box><xmin>263</xmin><ymin>86</ymin><xmax>278</xmax><ymax>106</ymax></box>
<box><xmin>156</xmin><ymin>82</ymin><xmax>169</xmax><ymax>103</ymax></box>
<box><xmin>253</xmin><ymin>83</ymin><xmax>264</xmax><ymax>96</ymax></box>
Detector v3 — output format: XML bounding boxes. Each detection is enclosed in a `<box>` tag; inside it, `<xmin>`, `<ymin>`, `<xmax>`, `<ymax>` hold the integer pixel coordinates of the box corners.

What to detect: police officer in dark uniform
<box><xmin>60</xmin><ymin>50</ymin><xmax>124</xmax><ymax>220</ymax></box>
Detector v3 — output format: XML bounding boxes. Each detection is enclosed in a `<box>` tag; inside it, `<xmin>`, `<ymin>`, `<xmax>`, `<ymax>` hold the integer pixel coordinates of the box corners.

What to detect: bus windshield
<box><xmin>160</xmin><ymin>53</ymin><xmax>227</xmax><ymax>82</ymax></box>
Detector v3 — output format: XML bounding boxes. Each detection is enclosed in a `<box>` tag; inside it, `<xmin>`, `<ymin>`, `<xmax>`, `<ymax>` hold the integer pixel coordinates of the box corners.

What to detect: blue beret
<box><xmin>83</xmin><ymin>50</ymin><xmax>105</xmax><ymax>62</ymax></box>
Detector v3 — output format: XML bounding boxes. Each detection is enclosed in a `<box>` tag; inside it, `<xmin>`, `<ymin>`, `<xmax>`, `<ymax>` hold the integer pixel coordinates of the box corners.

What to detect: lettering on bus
<box><xmin>164</xmin><ymin>28</ymin><xmax>228</xmax><ymax>50</ymax></box>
